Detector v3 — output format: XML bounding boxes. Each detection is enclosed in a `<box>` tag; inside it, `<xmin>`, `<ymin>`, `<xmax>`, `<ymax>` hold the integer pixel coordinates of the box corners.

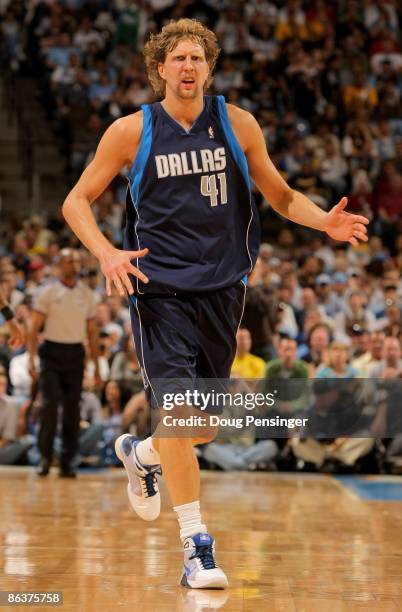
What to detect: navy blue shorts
<box><xmin>128</xmin><ymin>282</ymin><xmax>246</xmax><ymax>412</ymax></box>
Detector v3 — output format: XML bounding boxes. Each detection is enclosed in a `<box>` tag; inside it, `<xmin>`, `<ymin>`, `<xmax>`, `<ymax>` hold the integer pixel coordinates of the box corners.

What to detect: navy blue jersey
<box><xmin>124</xmin><ymin>95</ymin><xmax>260</xmax><ymax>293</ymax></box>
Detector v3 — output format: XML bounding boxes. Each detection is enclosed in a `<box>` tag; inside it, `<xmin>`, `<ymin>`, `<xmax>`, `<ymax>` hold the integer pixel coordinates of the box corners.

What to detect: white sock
<box><xmin>174</xmin><ymin>500</ymin><xmax>207</xmax><ymax>541</ymax></box>
<box><xmin>135</xmin><ymin>437</ymin><xmax>160</xmax><ymax>465</ymax></box>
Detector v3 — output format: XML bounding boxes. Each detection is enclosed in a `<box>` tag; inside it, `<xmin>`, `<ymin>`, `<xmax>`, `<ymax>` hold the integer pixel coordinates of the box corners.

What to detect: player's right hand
<box><xmin>98</xmin><ymin>247</ymin><xmax>149</xmax><ymax>296</ymax></box>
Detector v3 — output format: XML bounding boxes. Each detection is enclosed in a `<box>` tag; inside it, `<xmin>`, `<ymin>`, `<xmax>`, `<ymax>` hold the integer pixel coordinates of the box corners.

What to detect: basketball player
<box><xmin>62</xmin><ymin>19</ymin><xmax>368</xmax><ymax>589</ymax></box>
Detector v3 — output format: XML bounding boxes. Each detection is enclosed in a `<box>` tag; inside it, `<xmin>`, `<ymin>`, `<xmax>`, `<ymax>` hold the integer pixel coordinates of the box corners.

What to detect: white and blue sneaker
<box><xmin>181</xmin><ymin>533</ymin><xmax>228</xmax><ymax>589</ymax></box>
<box><xmin>115</xmin><ymin>434</ymin><xmax>161</xmax><ymax>522</ymax></box>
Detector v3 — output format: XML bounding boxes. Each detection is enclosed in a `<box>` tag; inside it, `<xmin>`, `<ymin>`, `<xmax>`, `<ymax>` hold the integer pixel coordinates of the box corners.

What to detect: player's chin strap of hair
<box><xmin>1</xmin><ymin>305</ymin><xmax>14</xmax><ymax>322</ymax></box>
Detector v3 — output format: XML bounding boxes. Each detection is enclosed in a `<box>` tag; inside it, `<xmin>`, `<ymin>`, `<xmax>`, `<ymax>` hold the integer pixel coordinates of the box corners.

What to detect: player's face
<box><xmin>159</xmin><ymin>39</ymin><xmax>209</xmax><ymax>100</ymax></box>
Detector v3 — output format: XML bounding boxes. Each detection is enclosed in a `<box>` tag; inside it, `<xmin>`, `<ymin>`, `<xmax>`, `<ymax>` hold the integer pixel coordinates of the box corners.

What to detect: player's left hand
<box><xmin>324</xmin><ymin>197</ymin><xmax>369</xmax><ymax>246</ymax></box>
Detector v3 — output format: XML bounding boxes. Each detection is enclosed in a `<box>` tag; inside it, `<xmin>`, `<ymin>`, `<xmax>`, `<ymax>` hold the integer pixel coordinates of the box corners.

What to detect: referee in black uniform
<box><xmin>28</xmin><ymin>249</ymin><xmax>100</xmax><ymax>477</ymax></box>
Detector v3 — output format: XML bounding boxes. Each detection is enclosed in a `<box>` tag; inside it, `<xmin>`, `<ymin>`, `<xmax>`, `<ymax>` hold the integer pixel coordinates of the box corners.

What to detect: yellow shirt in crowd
<box><xmin>231</xmin><ymin>353</ymin><xmax>266</xmax><ymax>380</ymax></box>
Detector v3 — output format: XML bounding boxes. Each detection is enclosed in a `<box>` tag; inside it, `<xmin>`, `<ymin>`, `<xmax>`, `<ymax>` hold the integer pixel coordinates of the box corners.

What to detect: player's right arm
<box><xmin>62</xmin><ymin>112</ymin><xmax>149</xmax><ymax>296</ymax></box>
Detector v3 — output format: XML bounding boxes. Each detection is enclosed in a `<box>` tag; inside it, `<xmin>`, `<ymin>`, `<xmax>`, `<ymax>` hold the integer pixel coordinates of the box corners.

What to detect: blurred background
<box><xmin>0</xmin><ymin>0</ymin><xmax>401</xmax><ymax>475</ymax></box>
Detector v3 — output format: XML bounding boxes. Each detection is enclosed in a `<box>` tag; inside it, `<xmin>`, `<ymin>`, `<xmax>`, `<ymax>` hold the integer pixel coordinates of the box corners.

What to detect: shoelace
<box><xmin>189</xmin><ymin>544</ymin><xmax>217</xmax><ymax>570</ymax></box>
<box><xmin>141</xmin><ymin>467</ymin><xmax>162</xmax><ymax>498</ymax></box>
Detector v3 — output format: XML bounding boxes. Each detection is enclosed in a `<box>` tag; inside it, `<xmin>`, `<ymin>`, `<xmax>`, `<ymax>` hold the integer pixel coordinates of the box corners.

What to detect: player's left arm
<box><xmin>227</xmin><ymin>105</ymin><xmax>368</xmax><ymax>245</ymax></box>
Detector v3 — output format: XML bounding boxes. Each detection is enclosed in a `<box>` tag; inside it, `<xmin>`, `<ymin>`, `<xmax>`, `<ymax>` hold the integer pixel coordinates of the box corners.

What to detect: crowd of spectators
<box><xmin>0</xmin><ymin>0</ymin><xmax>401</xmax><ymax>219</ymax></box>
<box><xmin>0</xmin><ymin>0</ymin><xmax>402</xmax><ymax>473</ymax></box>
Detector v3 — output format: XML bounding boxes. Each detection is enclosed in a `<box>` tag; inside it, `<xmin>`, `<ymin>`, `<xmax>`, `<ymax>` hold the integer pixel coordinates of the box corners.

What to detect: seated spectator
<box><xmin>42</xmin><ymin>32</ymin><xmax>81</xmax><ymax>69</ymax></box>
<box><xmin>280</xmin><ymin>139</ymin><xmax>309</xmax><ymax>180</ymax></box>
<box><xmin>0</xmin><ymin>372</ymin><xmax>31</xmax><ymax>465</ymax></box>
<box><xmin>70</xmin><ymin>113</ymin><xmax>104</xmax><ymax>181</ymax></box>
<box><xmin>106</xmin><ymin>294</ymin><xmax>130</xmax><ymax>327</ymax></box>
<box><xmin>349</xmin><ymin>327</ymin><xmax>370</xmax><ymax>360</ymax></box>
<box><xmin>290</xmin><ymin>159</ymin><xmax>328</xmax><ymax>208</ymax></box>
<box><xmin>110</xmin><ymin>335</ymin><xmax>143</xmax><ymax>392</ymax></box>
<box><xmin>334</xmin><ymin>291</ymin><xmax>377</xmax><ymax>338</ymax></box>
<box><xmin>317</xmin><ymin>341</ymin><xmax>360</xmax><ymax>378</ymax></box>
<box><xmin>16</xmin><ymin>216</ymin><xmax>55</xmax><ymax>258</ymax></box>
<box><xmin>100</xmin><ymin>379</ymin><xmax>132</xmax><ymax>465</ymax></box>
<box><xmin>264</xmin><ymin>336</ymin><xmax>310</xmax><ymax>414</ymax></box>
<box><xmin>88</xmin><ymin>71</ymin><xmax>117</xmax><ymax>107</ymax></box>
<box><xmin>298</xmin><ymin>322</ymin><xmax>332</xmax><ymax>372</ymax></box>
<box><xmin>9</xmin><ymin>346</ymin><xmax>39</xmax><ymax>402</ymax></box>
<box><xmin>352</xmin><ymin>330</ymin><xmax>385</xmax><ymax>377</ymax></box>
<box><xmin>373</xmin><ymin>119</ymin><xmax>396</xmax><ymax>161</ymax></box>
<box><xmin>75</xmin><ymin>375</ymin><xmax>104</xmax><ymax>466</ymax></box>
<box><xmin>305</xmin><ymin>0</ymin><xmax>334</xmax><ymax>42</ymax></box>
<box><xmin>73</xmin><ymin>16</ymin><xmax>105</xmax><ymax>52</ymax></box>
<box><xmin>96</xmin><ymin>300</ymin><xmax>112</xmax><ymax>331</ymax></box>
<box><xmin>213</xmin><ymin>57</ymin><xmax>243</xmax><ymax>93</ymax></box>
<box><xmin>370</xmin><ymin>36</ymin><xmax>402</xmax><ymax>75</ymax></box>
<box><xmin>202</xmin><ymin>377</ymin><xmax>278</xmax><ymax>472</ymax></box>
<box><xmin>231</xmin><ymin>328</ymin><xmax>266</xmax><ymax>380</ymax></box>
<box><xmin>275</xmin><ymin>3</ymin><xmax>308</xmax><ymax>42</ymax></box>
<box><xmin>373</xmin><ymin>160</ymin><xmax>402</xmax><ymax>224</ymax></box>
<box><xmin>368</xmin><ymin>335</ymin><xmax>402</xmax><ymax>379</ymax></box>
<box><xmin>241</xmin><ymin>258</ymin><xmax>278</xmax><ymax>361</ymax></box>
<box><xmin>308</xmin><ymin>235</ymin><xmax>337</xmax><ymax>272</ymax></box>
<box><xmin>318</xmin><ymin>137</ymin><xmax>348</xmax><ymax>199</ymax></box>
<box><xmin>291</xmin><ymin>379</ymin><xmax>374</xmax><ymax>472</ymax></box>
<box><xmin>296</xmin><ymin>295</ymin><xmax>323</xmax><ymax>335</ymax></box>
<box><xmin>347</xmin><ymin>168</ymin><xmax>374</xmax><ymax>212</ymax></box>
<box><xmin>51</xmin><ymin>52</ymin><xmax>84</xmax><ymax>94</ymax></box>
<box><xmin>276</xmin><ymin>284</ymin><xmax>298</xmax><ymax>338</ymax></box>
<box><xmin>368</xmin><ymin>337</ymin><xmax>402</xmax><ymax>460</ymax></box>
<box><xmin>245</xmin><ymin>0</ymin><xmax>278</xmax><ymax>26</ymax></box>
<box><xmin>122</xmin><ymin>390</ymin><xmax>151</xmax><ymax>440</ymax></box>
<box><xmin>10</xmin><ymin>235</ymin><xmax>31</xmax><ymax>283</ymax></box>
<box><xmin>342</xmin><ymin>119</ymin><xmax>375</xmax><ymax>163</ymax></box>
<box><xmin>84</xmin><ymin>336</ymin><xmax>110</xmax><ymax>383</ymax></box>
<box><xmin>247</xmin><ymin>21</ymin><xmax>279</xmax><ymax>63</ymax></box>
<box><xmin>343</xmin><ymin>72</ymin><xmax>379</xmax><ymax>115</ymax></box>
<box><xmin>314</xmin><ymin>274</ymin><xmax>340</xmax><ymax>318</ymax></box>
<box><xmin>298</xmin><ymin>254</ymin><xmax>324</xmax><ymax>287</ymax></box>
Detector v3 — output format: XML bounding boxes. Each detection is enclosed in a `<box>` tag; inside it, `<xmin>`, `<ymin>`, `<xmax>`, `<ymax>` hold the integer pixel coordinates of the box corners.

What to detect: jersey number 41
<box><xmin>200</xmin><ymin>173</ymin><xmax>227</xmax><ymax>207</ymax></box>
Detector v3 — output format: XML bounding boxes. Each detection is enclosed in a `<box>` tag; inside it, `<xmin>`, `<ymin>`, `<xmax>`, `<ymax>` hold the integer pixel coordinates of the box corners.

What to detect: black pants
<box><xmin>38</xmin><ymin>341</ymin><xmax>85</xmax><ymax>467</ymax></box>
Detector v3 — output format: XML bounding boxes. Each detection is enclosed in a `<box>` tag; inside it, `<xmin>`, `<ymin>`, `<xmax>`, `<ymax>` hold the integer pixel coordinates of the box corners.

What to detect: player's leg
<box><xmin>151</xmin><ymin>414</ymin><xmax>218</xmax><ymax>504</ymax></box>
<box><xmin>152</xmin><ymin>425</ymin><xmax>228</xmax><ymax>589</ymax></box>
<box><xmin>116</xmin><ymin>293</ymin><xmax>236</xmax><ymax>588</ymax></box>
<box><xmin>115</xmin><ymin>295</ymin><xmax>200</xmax><ymax>521</ymax></box>
<box><xmin>172</xmin><ymin>283</ymin><xmax>246</xmax><ymax>588</ymax></box>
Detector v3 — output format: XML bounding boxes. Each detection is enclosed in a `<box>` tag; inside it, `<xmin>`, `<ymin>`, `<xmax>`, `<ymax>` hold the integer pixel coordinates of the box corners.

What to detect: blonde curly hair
<box><xmin>143</xmin><ymin>19</ymin><xmax>220</xmax><ymax>98</ymax></box>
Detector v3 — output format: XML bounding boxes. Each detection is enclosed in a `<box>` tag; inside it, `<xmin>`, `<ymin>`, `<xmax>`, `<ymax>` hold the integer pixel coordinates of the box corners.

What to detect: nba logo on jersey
<box><xmin>208</xmin><ymin>125</ymin><xmax>215</xmax><ymax>139</ymax></box>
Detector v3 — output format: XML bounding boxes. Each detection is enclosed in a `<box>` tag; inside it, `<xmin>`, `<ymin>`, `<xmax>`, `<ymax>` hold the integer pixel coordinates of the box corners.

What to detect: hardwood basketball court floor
<box><xmin>0</xmin><ymin>468</ymin><xmax>401</xmax><ymax>611</ymax></box>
